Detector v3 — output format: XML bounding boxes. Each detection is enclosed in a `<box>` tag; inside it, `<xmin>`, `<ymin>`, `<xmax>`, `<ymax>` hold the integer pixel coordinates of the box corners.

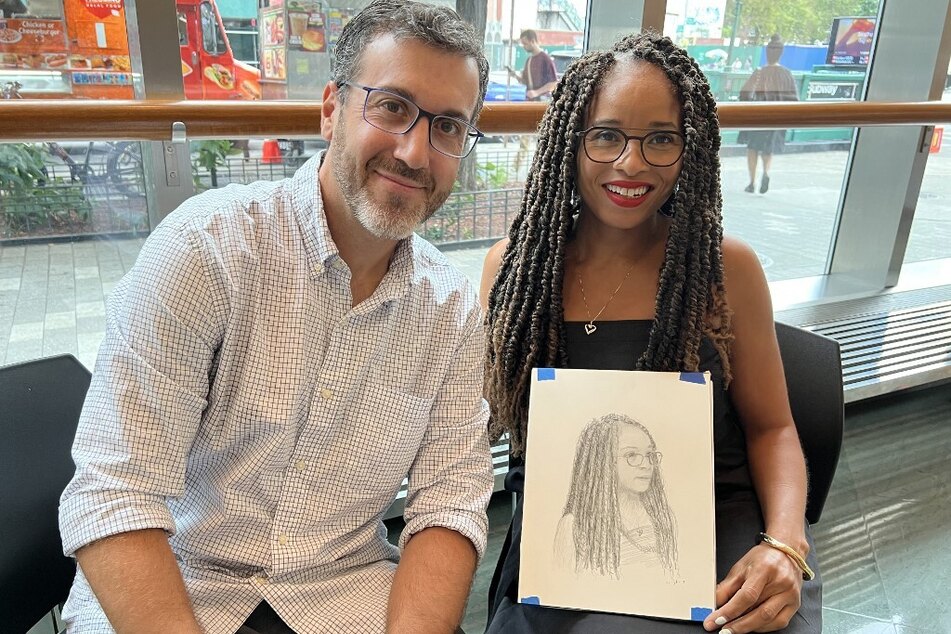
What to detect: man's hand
<box><xmin>386</xmin><ymin>527</ymin><xmax>477</xmax><ymax>634</ymax></box>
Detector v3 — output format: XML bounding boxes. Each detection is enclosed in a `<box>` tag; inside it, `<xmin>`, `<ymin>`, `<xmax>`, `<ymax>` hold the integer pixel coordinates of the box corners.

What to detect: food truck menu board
<box><xmin>261</xmin><ymin>6</ymin><xmax>286</xmax><ymax>80</ymax></box>
<box><xmin>0</xmin><ymin>18</ymin><xmax>69</xmax><ymax>70</ymax></box>
<box><xmin>285</xmin><ymin>1</ymin><xmax>329</xmax><ymax>53</ymax></box>
<box><xmin>0</xmin><ymin>0</ymin><xmax>132</xmax><ymax>98</ymax></box>
<box><xmin>64</xmin><ymin>0</ymin><xmax>132</xmax><ymax>97</ymax></box>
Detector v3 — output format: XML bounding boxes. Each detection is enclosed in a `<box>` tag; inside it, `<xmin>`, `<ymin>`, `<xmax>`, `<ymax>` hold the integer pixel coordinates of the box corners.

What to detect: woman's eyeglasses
<box><xmin>577</xmin><ymin>126</ymin><xmax>686</xmax><ymax>167</ymax></box>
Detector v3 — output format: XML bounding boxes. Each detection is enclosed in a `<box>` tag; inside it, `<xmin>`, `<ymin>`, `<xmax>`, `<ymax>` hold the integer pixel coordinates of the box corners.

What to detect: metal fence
<box><xmin>1</xmin><ymin>143</ymin><xmax>527</xmax><ymax>245</ymax></box>
<box><xmin>420</xmin><ymin>187</ymin><xmax>523</xmax><ymax>246</ymax></box>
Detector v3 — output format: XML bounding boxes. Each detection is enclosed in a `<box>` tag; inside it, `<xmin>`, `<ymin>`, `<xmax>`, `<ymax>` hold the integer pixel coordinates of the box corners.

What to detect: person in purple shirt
<box><xmin>507</xmin><ymin>29</ymin><xmax>558</xmax><ymax>102</ymax></box>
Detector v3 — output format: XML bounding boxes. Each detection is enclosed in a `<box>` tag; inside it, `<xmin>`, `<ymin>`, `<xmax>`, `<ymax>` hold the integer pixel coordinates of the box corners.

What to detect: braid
<box><xmin>486</xmin><ymin>33</ymin><xmax>733</xmax><ymax>456</ymax></box>
<box><xmin>485</xmin><ymin>50</ymin><xmax>617</xmax><ymax>452</ymax></box>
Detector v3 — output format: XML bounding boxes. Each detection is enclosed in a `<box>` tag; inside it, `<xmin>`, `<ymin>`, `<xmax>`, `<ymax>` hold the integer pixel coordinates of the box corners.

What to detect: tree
<box><xmin>723</xmin><ymin>0</ymin><xmax>880</xmax><ymax>45</ymax></box>
<box><xmin>456</xmin><ymin>0</ymin><xmax>488</xmax><ymax>191</ymax></box>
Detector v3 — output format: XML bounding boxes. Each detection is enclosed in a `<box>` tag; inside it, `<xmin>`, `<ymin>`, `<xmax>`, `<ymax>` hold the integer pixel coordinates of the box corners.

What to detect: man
<box><xmin>506</xmin><ymin>29</ymin><xmax>557</xmax><ymax>101</ymax></box>
<box><xmin>505</xmin><ymin>29</ymin><xmax>557</xmax><ymax>174</ymax></box>
<box><xmin>58</xmin><ymin>2</ymin><xmax>492</xmax><ymax>633</ymax></box>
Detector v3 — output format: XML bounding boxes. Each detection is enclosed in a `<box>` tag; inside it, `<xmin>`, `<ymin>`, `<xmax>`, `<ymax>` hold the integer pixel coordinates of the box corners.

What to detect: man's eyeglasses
<box><xmin>341</xmin><ymin>82</ymin><xmax>484</xmax><ymax>159</ymax></box>
<box><xmin>622</xmin><ymin>450</ymin><xmax>663</xmax><ymax>468</ymax></box>
<box><xmin>577</xmin><ymin>126</ymin><xmax>686</xmax><ymax>167</ymax></box>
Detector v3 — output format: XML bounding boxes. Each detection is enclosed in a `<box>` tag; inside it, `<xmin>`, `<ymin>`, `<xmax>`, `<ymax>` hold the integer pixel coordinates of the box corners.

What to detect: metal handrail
<box><xmin>2</xmin><ymin>100</ymin><xmax>951</xmax><ymax>142</ymax></box>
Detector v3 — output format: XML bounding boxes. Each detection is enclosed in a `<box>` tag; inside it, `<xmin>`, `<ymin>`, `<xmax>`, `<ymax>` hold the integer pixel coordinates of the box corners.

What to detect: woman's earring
<box><xmin>657</xmin><ymin>184</ymin><xmax>679</xmax><ymax>218</ymax></box>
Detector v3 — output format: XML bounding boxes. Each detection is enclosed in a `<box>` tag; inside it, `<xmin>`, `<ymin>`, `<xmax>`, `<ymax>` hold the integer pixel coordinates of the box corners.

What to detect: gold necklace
<box><xmin>577</xmin><ymin>264</ymin><xmax>636</xmax><ymax>335</ymax></box>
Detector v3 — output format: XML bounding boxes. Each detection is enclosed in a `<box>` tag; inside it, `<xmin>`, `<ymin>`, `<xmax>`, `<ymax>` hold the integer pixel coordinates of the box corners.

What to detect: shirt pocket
<box><xmin>337</xmin><ymin>379</ymin><xmax>435</xmax><ymax>490</ymax></box>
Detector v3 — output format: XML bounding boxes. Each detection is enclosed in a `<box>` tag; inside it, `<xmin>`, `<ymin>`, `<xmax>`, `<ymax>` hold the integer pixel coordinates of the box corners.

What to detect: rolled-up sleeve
<box><xmin>59</xmin><ymin>224</ymin><xmax>227</xmax><ymax>556</ymax></box>
<box><xmin>398</xmin><ymin>304</ymin><xmax>493</xmax><ymax>559</ymax></box>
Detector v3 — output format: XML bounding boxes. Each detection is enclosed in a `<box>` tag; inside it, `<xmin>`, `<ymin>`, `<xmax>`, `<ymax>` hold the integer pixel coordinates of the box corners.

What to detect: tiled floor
<box><xmin>0</xmin><ymin>238</ymin><xmax>146</xmax><ymax>368</ymax></box>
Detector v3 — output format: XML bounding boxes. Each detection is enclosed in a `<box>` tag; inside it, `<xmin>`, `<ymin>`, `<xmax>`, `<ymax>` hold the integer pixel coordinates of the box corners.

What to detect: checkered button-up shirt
<box><xmin>58</xmin><ymin>154</ymin><xmax>493</xmax><ymax>634</ymax></box>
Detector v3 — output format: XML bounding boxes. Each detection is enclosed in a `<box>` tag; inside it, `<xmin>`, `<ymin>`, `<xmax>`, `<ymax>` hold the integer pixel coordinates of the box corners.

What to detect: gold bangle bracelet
<box><xmin>758</xmin><ymin>532</ymin><xmax>816</xmax><ymax>581</ymax></box>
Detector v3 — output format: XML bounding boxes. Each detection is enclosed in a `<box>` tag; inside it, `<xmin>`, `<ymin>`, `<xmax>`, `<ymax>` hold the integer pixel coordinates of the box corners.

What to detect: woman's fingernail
<box><xmin>720</xmin><ymin>629</ymin><xmax>733</xmax><ymax>634</ymax></box>
<box><xmin>715</xmin><ymin>616</ymin><xmax>728</xmax><ymax>626</ymax></box>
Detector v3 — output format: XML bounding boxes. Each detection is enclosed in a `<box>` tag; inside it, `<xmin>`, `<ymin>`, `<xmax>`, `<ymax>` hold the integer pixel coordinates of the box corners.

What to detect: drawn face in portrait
<box><xmin>615</xmin><ymin>424</ymin><xmax>657</xmax><ymax>495</ymax></box>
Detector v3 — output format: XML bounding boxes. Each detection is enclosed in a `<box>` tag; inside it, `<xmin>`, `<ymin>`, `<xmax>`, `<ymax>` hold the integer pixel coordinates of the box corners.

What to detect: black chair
<box><xmin>775</xmin><ymin>321</ymin><xmax>845</xmax><ymax>524</ymax></box>
<box><xmin>0</xmin><ymin>354</ymin><xmax>91</xmax><ymax>633</ymax></box>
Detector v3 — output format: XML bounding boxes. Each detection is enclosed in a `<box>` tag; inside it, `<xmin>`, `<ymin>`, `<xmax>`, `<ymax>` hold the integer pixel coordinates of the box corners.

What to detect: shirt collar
<box><xmin>291</xmin><ymin>151</ymin><xmax>417</xmax><ymax>297</ymax></box>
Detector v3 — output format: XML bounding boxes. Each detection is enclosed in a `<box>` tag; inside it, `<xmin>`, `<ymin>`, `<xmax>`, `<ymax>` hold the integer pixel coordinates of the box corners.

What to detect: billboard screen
<box><xmin>826</xmin><ymin>16</ymin><xmax>876</xmax><ymax>66</ymax></box>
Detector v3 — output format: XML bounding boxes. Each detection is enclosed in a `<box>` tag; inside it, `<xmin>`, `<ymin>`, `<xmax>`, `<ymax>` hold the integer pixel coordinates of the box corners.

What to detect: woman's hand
<box><xmin>702</xmin><ymin>543</ymin><xmax>803</xmax><ymax>633</ymax></box>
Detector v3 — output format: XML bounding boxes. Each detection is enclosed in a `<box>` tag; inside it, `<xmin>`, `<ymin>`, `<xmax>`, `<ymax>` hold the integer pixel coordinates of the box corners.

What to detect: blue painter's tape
<box><xmin>537</xmin><ymin>368</ymin><xmax>556</xmax><ymax>381</ymax></box>
<box><xmin>679</xmin><ymin>372</ymin><xmax>706</xmax><ymax>384</ymax></box>
<box><xmin>690</xmin><ymin>607</ymin><xmax>713</xmax><ymax>621</ymax></box>
<box><xmin>520</xmin><ymin>596</ymin><xmax>541</xmax><ymax>605</ymax></box>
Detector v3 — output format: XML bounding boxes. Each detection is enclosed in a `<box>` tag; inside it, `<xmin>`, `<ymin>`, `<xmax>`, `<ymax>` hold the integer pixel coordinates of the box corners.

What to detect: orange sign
<box><xmin>79</xmin><ymin>0</ymin><xmax>124</xmax><ymax>20</ymax></box>
<box><xmin>0</xmin><ymin>19</ymin><xmax>68</xmax><ymax>70</ymax></box>
<box><xmin>930</xmin><ymin>127</ymin><xmax>943</xmax><ymax>154</ymax></box>
<box><xmin>64</xmin><ymin>0</ymin><xmax>133</xmax><ymax>98</ymax></box>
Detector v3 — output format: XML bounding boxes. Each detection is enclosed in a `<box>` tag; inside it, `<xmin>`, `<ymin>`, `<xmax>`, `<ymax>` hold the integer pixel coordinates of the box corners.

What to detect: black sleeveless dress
<box><xmin>485</xmin><ymin>320</ymin><xmax>821</xmax><ymax>633</ymax></box>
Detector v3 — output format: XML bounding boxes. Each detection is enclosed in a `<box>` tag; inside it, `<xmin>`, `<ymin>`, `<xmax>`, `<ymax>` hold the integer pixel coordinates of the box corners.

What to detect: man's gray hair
<box><xmin>331</xmin><ymin>0</ymin><xmax>489</xmax><ymax>120</ymax></box>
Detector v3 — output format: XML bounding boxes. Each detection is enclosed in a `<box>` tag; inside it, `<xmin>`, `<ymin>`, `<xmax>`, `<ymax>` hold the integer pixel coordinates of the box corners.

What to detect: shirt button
<box><xmin>278</xmin><ymin>534</ymin><xmax>289</xmax><ymax>546</ymax></box>
<box><xmin>295</xmin><ymin>459</ymin><xmax>307</xmax><ymax>471</ymax></box>
<box><xmin>253</xmin><ymin>575</ymin><xmax>268</xmax><ymax>585</ymax></box>
<box><xmin>320</xmin><ymin>388</ymin><xmax>334</xmax><ymax>400</ymax></box>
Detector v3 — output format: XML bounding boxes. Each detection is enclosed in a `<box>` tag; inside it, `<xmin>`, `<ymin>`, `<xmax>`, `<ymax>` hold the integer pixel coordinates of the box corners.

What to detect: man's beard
<box><xmin>331</xmin><ymin>116</ymin><xmax>452</xmax><ymax>240</ymax></box>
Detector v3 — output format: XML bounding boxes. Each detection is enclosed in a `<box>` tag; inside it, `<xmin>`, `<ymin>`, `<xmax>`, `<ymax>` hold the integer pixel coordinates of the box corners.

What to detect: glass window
<box><xmin>665</xmin><ymin>1</ymin><xmax>881</xmax><ymax>282</ymax></box>
<box><xmin>1</xmin><ymin>0</ymin><xmax>145</xmax><ymax>367</ymax></box>
<box><xmin>200</xmin><ymin>1</ymin><xmax>226</xmax><ymax>56</ymax></box>
<box><xmin>223</xmin><ymin>19</ymin><xmax>258</xmax><ymax>68</ymax></box>
<box><xmin>178</xmin><ymin>10</ymin><xmax>189</xmax><ymax>46</ymax></box>
<box><xmin>903</xmin><ymin>121</ymin><xmax>951</xmax><ymax>265</ymax></box>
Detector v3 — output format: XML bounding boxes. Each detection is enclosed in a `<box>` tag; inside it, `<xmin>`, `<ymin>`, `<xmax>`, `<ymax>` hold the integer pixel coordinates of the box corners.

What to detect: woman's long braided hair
<box><xmin>485</xmin><ymin>32</ymin><xmax>733</xmax><ymax>456</ymax></box>
<box><xmin>563</xmin><ymin>414</ymin><xmax>678</xmax><ymax>579</ymax></box>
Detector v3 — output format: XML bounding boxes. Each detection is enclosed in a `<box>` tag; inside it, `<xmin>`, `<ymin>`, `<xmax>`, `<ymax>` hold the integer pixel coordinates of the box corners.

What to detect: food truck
<box><xmin>0</xmin><ymin>0</ymin><xmax>260</xmax><ymax>100</ymax></box>
<box><xmin>177</xmin><ymin>0</ymin><xmax>260</xmax><ymax>100</ymax></box>
<box><xmin>0</xmin><ymin>0</ymin><xmax>135</xmax><ymax>98</ymax></box>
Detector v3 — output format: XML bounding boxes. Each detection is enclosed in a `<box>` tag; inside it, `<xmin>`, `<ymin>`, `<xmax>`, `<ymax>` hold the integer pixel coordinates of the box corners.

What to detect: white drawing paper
<box><xmin>519</xmin><ymin>368</ymin><xmax>716</xmax><ymax>622</ymax></box>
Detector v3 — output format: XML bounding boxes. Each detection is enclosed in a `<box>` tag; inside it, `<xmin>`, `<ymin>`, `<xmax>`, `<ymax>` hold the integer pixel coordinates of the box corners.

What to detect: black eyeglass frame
<box><xmin>340</xmin><ymin>81</ymin><xmax>485</xmax><ymax>159</ymax></box>
<box><xmin>576</xmin><ymin>126</ymin><xmax>687</xmax><ymax>167</ymax></box>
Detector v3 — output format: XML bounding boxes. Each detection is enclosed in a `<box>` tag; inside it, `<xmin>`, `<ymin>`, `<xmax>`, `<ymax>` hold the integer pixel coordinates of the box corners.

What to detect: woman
<box><xmin>554</xmin><ymin>414</ymin><xmax>678</xmax><ymax>583</ymax></box>
<box><xmin>737</xmin><ymin>35</ymin><xmax>799</xmax><ymax>194</ymax></box>
<box><xmin>482</xmin><ymin>32</ymin><xmax>820</xmax><ymax>633</ymax></box>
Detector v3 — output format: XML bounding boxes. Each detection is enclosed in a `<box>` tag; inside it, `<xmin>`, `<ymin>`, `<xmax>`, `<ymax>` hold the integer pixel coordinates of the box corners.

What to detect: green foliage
<box><xmin>0</xmin><ymin>143</ymin><xmax>48</xmax><ymax>194</ymax></box>
<box><xmin>723</xmin><ymin>0</ymin><xmax>880</xmax><ymax>44</ymax></box>
<box><xmin>4</xmin><ymin>182</ymin><xmax>93</xmax><ymax>231</ymax></box>
<box><xmin>191</xmin><ymin>140</ymin><xmax>240</xmax><ymax>190</ymax></box>
<box><xmin>476</xmin><ymin>161</ymin><xmax>510</xmax><ymax>189</ymax></box>
<box><xmin>454</xmin><ymin>160</ymin><xmax>515</xmax><ymax>193</ymax></box>
<box><xmin>422</xmin><ymin>225</ymin><xmax>444</xmax><ymax>241</ymax></box>
<box><xmin>0</xmin><ymin>144</ymin><xmax>92</xmax><ymax>232</ymax></box>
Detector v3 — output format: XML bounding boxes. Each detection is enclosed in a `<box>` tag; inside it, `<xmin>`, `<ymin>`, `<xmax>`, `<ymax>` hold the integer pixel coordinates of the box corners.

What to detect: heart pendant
<box><xmin>584</xmin><ymin>323</ymin><xmax>597</xmax><ymax>335</ymax></box>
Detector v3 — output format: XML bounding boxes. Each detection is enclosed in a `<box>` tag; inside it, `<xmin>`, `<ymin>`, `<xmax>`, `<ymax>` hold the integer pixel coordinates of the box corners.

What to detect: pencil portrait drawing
<box><xmin>553</xmin><ymin>413</ymin><xmax>680</xmax><ymax>583</ymax></box>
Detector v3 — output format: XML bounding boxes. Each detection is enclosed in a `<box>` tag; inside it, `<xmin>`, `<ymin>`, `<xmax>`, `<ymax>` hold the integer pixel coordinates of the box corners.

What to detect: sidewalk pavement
<box><xmin>0</xmin><ymin>238</ymin><xmax>489</xmax><ymax>369</ymax></box>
